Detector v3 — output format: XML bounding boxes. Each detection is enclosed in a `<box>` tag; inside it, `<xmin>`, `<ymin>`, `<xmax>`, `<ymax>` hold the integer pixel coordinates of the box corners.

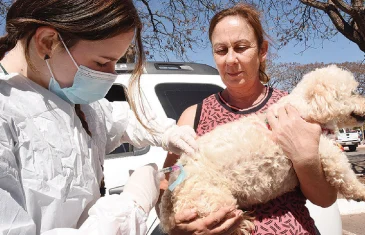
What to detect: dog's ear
<box><xmin>292</xmin><ymin>65</ymin><xmax>358</xmax><ymax>124</ymax></box>
<box><xmin>350</xmin><ymin>93</ymin><xmax>365</xmax><ymax>118</ymax></box>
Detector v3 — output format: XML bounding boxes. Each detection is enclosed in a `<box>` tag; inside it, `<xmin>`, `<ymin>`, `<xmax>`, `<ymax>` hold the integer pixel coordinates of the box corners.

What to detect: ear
<box><xmin>34</xmin><ymin>27</ymin><xmax>60</xmax><ymax>60</ymax></box>
<box><xmin>259</xmin><ymin>40</ymin><xmax>268</xmax><ymax>62</ymax></box>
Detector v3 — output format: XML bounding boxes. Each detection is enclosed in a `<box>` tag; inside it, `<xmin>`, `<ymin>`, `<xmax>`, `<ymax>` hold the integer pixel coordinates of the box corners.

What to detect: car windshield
<box><xmin>155</xmin><ymin>83</ymin><xmax>223</xmax><ymax>120</ymax></box>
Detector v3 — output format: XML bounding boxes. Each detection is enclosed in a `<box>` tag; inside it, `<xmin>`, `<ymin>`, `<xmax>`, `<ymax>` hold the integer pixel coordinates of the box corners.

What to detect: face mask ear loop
<box><xmin>58</xmin><ymin>34</ymin><xmax>79</xmax><ymax>68</ymax></box>
<box><xmin>45</xmin><ymin>57</ymin><xmax>56</xmax><ymax>80</ymax></box>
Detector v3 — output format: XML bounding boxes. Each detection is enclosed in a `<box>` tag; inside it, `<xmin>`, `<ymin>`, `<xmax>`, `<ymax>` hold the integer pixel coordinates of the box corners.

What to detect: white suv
<box><xmin>103</xmin><ymin>62</ymin><xmax>342</xmax><ymax>235</ymax></box>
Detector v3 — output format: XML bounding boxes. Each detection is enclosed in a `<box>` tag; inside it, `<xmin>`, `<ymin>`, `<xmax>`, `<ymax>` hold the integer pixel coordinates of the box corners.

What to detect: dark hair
<box><xmin>0</xmin><ymin>0</ymin><xmax>147</xmax><ymax>135</ymax></box>
<box><xmin>208</xmin><ymin>3</ymin><xmax>269</xmax><ymax>83</ymax></box>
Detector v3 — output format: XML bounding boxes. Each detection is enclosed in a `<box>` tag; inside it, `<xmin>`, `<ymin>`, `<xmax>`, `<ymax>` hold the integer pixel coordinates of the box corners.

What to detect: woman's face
<box><xmin>49</xmin><ymin>30</ymin><xmax>135</xmax><ymax>88</ymax></box>
<box><xmin>211</xmin><ymin>16</ymin><xmax>267</xmax><ymax>89</ymax></box>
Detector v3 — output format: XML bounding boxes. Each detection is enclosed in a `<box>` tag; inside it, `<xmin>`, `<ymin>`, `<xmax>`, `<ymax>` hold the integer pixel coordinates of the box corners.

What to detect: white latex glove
<box><xmin>123</xmin><ymin>164</ymin><xmax>164</xmax><ymax>214</ymax></box>
<box><xmin>161</xmin><ymin>125</ymin><xmax>198</xmax><ymax>156</ymax></box>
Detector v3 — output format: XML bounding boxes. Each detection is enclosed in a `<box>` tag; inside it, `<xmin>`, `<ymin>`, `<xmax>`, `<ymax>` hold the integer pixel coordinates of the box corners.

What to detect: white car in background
<box><xmin>103</xmin><ymin>62</ymin><xmax>342</xmax><ymax>235</ymax></box>
<box><xmin>336</xmin><ymin>128</ymin><xmax>361</xmax><ymax>151</ymax></box>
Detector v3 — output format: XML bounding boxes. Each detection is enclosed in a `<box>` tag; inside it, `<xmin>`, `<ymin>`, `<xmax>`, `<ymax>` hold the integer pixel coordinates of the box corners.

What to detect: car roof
<box><xmin>115</xmin><ymin>61</ymin><xmax>219</xmax><ymax>75</ymax></box>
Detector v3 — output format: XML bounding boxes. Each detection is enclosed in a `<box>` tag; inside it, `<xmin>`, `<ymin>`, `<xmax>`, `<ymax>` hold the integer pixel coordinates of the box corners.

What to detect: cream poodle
<box><xmin>159</xmin><ymin>65</ymin><xmax>365</xmax><ymax>234</ymax></box>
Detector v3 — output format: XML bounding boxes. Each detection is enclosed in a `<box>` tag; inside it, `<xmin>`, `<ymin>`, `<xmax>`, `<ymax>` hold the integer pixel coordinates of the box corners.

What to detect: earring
<box><xmin>44</xmin><ymin>54</ymin><xmax>50</xmax><ymax>60</ymax></box>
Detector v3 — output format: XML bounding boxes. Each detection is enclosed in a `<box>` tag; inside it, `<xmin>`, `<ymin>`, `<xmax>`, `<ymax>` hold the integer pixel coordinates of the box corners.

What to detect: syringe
<box><xmin>159</xmin><ymin>165</ymin><xmax>181</xmax><ymax>174</ymax></box>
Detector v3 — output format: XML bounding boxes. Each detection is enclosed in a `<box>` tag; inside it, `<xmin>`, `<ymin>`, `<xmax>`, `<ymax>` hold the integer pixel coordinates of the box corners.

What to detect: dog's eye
<box><xmin>351</xmin><ymin>91</ymin><xmax>359</xmax><ymax>95</ymax></box>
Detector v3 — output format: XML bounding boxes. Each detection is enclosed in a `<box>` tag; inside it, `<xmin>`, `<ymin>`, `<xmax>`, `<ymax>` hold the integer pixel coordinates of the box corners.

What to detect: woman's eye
<box><xmin>214</xmin><ymin>49</ymin><xmax>227</xmax><ymax>55</ymax></box>
<box><xmin>235</xmin><ymin>47</ymin><xmax>247</xmax><ymax>53</ymax></box>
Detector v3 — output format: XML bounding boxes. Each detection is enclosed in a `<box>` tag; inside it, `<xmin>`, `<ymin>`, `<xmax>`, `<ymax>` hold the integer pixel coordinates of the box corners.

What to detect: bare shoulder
<box><xmin>177</xmin><ymin>104</ymin><xmax>198</xmax><ymax>127</ymax></box>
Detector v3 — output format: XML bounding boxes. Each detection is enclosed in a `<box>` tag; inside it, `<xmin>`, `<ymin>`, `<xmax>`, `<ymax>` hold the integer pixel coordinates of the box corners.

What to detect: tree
<box><xmin>134</xmin><ymin>0</ymin><xmax>225</xmax><ymax>61</ymax></box>
<box><xmin>267</xmin><ymin>61</ymin><xmax>365</xmax><ymax>94</ymax></box>
<box><xmin>135</xmin><ymin>0</ymin><xmax>365</xmax><ymax>61</ymax></box>
<box><xmin>251</xmin><ymin>0</ymin><xmax>365</xmax><ymax>53</ymax></box>
<box><xmin>0</xmin><ymin>1</ymin><xmax>11</xmax><ymax>23</ymax></box>
<box><xmin>267</xmin><ymin>62</ymin><xmax>324</xmax><ymax>91</ymax></box>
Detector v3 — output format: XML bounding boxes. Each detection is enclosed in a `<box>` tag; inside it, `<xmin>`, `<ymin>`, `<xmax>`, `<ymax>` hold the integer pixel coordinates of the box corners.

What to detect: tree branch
<box><xmin>141</xmin><ymin>0</ymin><xmax>158</xmax><ymax>33</ymax></box>
<box><xmin>300</xmin><ymin>0</ymin><xmax>328</xmax><ymax>10</ymax></box>
<box><xmin>331</xmin><ymin>0</ymin><xmax>353</xmax><ymax>14</ymax></box>
<box><xmin>352</xmin><ymin>0</ymin><xmax>363</xmax><ymax>8</ymax></box>
<box><xmin>300</xmin><ymin>0</ymin><xmax>365</xmax><ymax>52</ymax></box>
<box><xmin>326</xmin><ymin>3</ymin><xmax>365</xmax><ymax>51</ymax></box>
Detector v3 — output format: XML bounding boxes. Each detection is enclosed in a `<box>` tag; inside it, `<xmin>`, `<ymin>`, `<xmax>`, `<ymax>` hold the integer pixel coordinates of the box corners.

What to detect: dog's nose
<box><xmin>351</xmin><ymin>112</ymin><xmax>365</xmax><ymax>122</ymax></box>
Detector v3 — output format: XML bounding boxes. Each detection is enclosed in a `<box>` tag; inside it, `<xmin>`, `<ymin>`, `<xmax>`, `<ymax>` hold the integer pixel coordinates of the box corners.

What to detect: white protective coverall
<box><xmin>0</xmin><ymin>73</ymin><xmax>174</xmax><ymax>235</ymax></box>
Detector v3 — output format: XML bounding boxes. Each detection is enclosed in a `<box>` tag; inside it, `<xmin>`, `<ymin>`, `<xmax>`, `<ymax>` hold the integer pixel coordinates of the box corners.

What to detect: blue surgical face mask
<box><xmin>46</xmin><ymin>34</ymin><xmax>118</xmax><ymax>104</ymax></box>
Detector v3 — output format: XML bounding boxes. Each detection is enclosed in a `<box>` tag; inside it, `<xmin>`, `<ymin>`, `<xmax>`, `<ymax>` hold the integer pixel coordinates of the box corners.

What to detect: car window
<box><xmin>105</xmin><ymin>84</ymin><xmax>127</xmax><ymax>102</ymax></box>
<box><xmin>104</xmin><ymin>83</ymin><xmax>223</xmax><ymax>157</ymax></box>
<box><xmin>104</xmin><ymin>84</ymin><xmax>150</xmax><ymax>157</ymax></box>
<box><xmin>155</xmin><ymin>83</ymin><xmax>223</xmax><ymax>120</ymax></box>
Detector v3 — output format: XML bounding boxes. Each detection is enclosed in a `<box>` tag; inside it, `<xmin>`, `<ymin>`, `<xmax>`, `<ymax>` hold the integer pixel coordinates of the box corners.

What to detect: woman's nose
<box><xmin>225</xmin><ymin>49</ymin><xmax>237</xmax><ymax>65</ymax></box>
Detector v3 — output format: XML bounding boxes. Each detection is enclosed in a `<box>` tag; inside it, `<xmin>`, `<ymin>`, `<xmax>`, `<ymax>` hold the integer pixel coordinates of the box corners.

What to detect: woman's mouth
<box><xmin>227</xmin><ymin>71</ymin><xmax>242</xmax><ymax>77</ymax></box>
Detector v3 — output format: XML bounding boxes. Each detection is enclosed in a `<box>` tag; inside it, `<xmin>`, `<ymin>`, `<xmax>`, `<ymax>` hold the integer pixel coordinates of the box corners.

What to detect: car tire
<box><xmin>349</xmin><ymin>145</ymin><xmax>357</xmax><ymax>152</ymax></box>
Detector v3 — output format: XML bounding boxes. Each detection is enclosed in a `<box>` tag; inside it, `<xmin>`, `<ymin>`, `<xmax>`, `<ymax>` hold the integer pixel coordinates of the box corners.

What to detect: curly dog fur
<box><xmin>159</xmin><ymin>65</ymin><xmax>365</xmax><ymax>234</ymax></box>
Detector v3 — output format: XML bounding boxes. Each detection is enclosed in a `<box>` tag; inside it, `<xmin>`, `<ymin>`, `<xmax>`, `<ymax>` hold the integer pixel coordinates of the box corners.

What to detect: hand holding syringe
<box><xmin>109</xmin><ymin>164</ymin><xmax>183</xmax><ymax>195</ymax></box>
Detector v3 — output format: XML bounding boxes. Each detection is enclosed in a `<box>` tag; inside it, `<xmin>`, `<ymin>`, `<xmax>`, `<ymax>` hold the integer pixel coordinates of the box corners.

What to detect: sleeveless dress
<box><xmin>194</xmin><ymin>87</ymin><xmax>317</xmax><ymax>235</ymax></box>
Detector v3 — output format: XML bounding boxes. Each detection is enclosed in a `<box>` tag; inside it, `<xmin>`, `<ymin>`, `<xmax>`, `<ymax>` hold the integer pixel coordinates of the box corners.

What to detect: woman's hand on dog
<box><xmin>267</xmin><ymin>104</ymin><xmax>322</xmax><ymax>167</ymax></box>
<box><xmin>267</xmin><ymin>104</ymin><xmax>338</xmax><ymax>207</ymax></box>
<box><xmin>171</xmin><ymin>206</ymin><xmax>244</xmax><ymax>234</ymax></box>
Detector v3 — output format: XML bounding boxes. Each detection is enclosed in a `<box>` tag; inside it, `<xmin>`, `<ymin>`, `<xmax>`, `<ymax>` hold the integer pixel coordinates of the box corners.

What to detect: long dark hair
<box><xmin>0</xmin><ymin>0</ymin><xmax>147</xmax><ymax>136</ymax></box>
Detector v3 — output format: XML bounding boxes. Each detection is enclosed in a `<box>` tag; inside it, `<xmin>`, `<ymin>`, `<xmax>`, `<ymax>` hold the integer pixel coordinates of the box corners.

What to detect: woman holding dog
<box><xmin>159</xmin><ymin>3</ymin><xmax>338</xmax><ymax>235</ymax></box>
<box><xmin>0</xmin><ymin>0</ymin><xmax>198</xmax><ymax>234</ymax></box>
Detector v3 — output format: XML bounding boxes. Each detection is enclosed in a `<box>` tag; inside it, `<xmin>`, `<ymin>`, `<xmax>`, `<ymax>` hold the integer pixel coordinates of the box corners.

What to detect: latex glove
<box><xmin>123</xmin><ymin>164</ymin><xmax>165</xmax><ymax>214</ymax></box>
<box><xmin>161</xmin><ymin>125</ymin><xmax>198</xmax><ymax>156</ymax></box>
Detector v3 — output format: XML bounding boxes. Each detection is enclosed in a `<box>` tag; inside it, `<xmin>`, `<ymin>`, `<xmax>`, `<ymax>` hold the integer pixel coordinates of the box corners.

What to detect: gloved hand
<box><xmin>161</xmin><ymin>125</ymin><xmax>198</xmax><ymax>156</ymax></box>
<box><xmin>123</xmin><ymin>164</ymin><xmax>165</xmax><ymax>214</ymax></box>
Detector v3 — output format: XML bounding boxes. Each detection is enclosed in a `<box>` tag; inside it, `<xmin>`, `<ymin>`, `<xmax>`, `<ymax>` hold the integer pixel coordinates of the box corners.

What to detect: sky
<box><xmin>158</xmin><ymin>32</ymin><xmax>365</xmax><ymax>68</ymax></box>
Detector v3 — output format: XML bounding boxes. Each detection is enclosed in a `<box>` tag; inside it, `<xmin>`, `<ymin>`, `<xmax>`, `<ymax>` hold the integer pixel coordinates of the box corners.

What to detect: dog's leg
<box><xmin>319</xmin><ymin>135</ymin><xmax>365</xmax><ymax>201</ymax></box>
<box><xmin>159</xmin><ymin>188</ymin><xmax>175</xmax><ymax>234</ymax></box>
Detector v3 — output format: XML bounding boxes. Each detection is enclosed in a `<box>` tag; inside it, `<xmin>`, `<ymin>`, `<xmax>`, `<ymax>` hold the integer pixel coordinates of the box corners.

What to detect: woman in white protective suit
<box><xmin>0</xmin><ymin>0</ymin><xmax>198</xmax><ymax>234</ymax></box>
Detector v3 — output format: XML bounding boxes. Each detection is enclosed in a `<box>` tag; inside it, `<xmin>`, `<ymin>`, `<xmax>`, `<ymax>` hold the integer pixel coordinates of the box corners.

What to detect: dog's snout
<box><xmin>351</xmin><ymin>112</ymin><xmax>365</xmax><ymax>122</ymax></box>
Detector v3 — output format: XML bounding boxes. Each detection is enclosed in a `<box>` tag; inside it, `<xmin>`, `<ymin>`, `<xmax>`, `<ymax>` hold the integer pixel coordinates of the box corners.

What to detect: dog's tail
<box><xmin>320</xmin><ymin>136</ymin><xmax>365</xmax><ymax>201</ymax></box>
